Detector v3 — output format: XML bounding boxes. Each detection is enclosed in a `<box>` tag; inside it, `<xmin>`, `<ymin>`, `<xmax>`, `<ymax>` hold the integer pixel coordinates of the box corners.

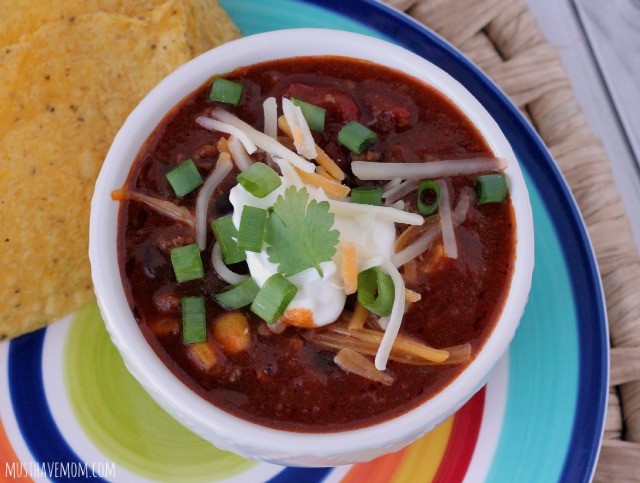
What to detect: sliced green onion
<box><xmin>476</xmin><ymin>174</ymin><xmax>507</xmax><ymax>204</ymax></box>
<box><xmin>209</xmin><ymin>78</ymin><xmax>244</xmax><ymax>106</ymax></box>
<box><xmin>237</xmin><ymin>206</ymin><xmax>267</xmax><ymax>252</ymax></box>
<box><xmin>338</xmin><ymin>121</ymin><xmax>378</xmax><ymax>154</ymax></box>
<box><xmin>351</xmin><ymin>186</ymin><xmax>382</xmax><ymax>206</ymax></box>
<box><xmin>417</xmin><ymin>180</ymin><xmax>441</xmax><ymax>215</ymax></box>
<box><xmin>291</xmin><ymin>98</ymin><xmax>326</xmax><ymax>132</ymax></box>
<box><xmin>170</xmin><ymin>243</ymin><xmax>204</xmax><ymax>283</ymax></box>
<box><xmin>251</xmin><ymin>273</ymin><xmax>297</xmax><ymax>324</ymax></box>
<box><xmin>357</xmin><ymin>266</ymin><xmax>395</xmax><ymax>317</ymax></box>
<box><xmin>166</xmin><ymin>159</ymin><xmax>203</xmax><ymax>197</ymax></box>
<box><xmin>211</xmin><ymin>216</ymin><xmax>246</xmax><ymax>264</ymax></box>
<box><xmin>182</xmin><ymin>296</ymin><xmax>206</xmax><ymax>343</ymax></box>
<box><xmin>215</xmin><ymin>278</ymin><xmax>260</xmax><ymax>310</ymax></box>
<box><xmin>236</xmin><ymin>162</ymin><xmax>282</xmax><ymax>198</ymax></box>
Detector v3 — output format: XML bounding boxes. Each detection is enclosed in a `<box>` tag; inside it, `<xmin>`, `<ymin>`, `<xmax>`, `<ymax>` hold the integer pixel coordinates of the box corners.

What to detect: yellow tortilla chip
<box><xmin>0</xmin><ymin>1</ymin><xmax>240</xmax><ymax>340</ymax></box>
<box><xmin>0</xmin><ymin>0</ymin><xmax>240</xmax><ymax>50</ymax></box>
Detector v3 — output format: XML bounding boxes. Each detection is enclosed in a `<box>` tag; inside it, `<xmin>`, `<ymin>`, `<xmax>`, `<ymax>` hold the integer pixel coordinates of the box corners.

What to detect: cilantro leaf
<box><xmin>265</xmin><ymin>186</ymin><xmax>339</xmax><ymax>277</ymax></box>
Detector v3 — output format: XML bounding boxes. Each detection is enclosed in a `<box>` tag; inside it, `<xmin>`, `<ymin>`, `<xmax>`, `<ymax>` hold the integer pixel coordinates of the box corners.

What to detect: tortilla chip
<box><xmin>0</xmin><ymin>0</ymin><xmax>240</xmax><ymax>49</ymax></box>
<box><xmin>0</xmin><ymin>1</ymin><xmax>240</xmax><ymax>340</ymax></box>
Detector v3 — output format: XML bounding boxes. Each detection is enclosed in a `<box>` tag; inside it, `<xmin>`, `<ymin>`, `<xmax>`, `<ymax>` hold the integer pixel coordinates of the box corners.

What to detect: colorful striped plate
<box><xmin>0</xmin><ymin>1</ymin><xmax>607</xmax><ymax>482</ymax></box>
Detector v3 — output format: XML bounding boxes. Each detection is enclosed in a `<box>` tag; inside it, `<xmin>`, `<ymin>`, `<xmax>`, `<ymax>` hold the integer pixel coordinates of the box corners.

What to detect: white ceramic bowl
<box><xmin>89</xmin><ymin>28</ymin><xmax>534</xmax><ymax>467</ymax></box>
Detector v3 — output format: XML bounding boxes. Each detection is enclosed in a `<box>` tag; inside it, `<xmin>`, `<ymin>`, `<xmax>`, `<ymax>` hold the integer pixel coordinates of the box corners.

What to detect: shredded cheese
<box><xmin>436</xmin><ymin>179</ymin><xmax>458</xmax><ymax>258</ymax></box>
<box><xmin>216</xmin><ymin>137</ymin><xmax>230</xmax><ymax>155</ymax></box>
<box><xmin>348</xmin><ymin>303</ymin><xmax>369</xmax><ymax>330</ymax></box>
<box><xmin>388</xmin><ymin>200</ymin><xmax>405</xmax><ymax>210</ymax></box>
<box><xmin>227</xmin><ymin>136</ymin><xmax>253</xmax><ymax>171</ymax></box>
<box><xmin>278</xmin><ymin>115</ymin><xmax>345</xmax><ymax>181</ymax></box>
<box><xmin>275</xmin><ymin>158</ymin><xmax>304</xmax><ymax>188</ymax></box>
<box><xmin>315</xmin><ymin>166</ymin><xmax>335</xmax><ymax>180</ymax></box>
<box><xmin>374</xmin><ymin>260</ymin><xmax>407</xmax><ymax>371</ymax></box>
<box><xmin>116</xmin><ymin>190</ymin><xmax>194</xmax><ymax>226</ymax></box>
<box><xmin>196</xmin><ymin>116</ymin><xmax>257</xmax><ymax>154</ymax></box>
<box><xmin>211</xmin><ymin>109</ymin><xmax>315</xmax><ymax>173</ymax></box>
<box><xmin>382</xmin><ymin>178</ymin><xmax>403</xmax><ymax>192</ymax></box>
<box><xmin>295</xmin><ymin>167</ymin><xmax>350</xmax><ymax>199</ymax></box>
<box><xmin>405</xmin><ymin>288</ymin><xmax>421</xmax><ymax>302</ymax></box>
<box><xmin>263</xmin><ymin>97</ymin><xmax>278</xmax><ymax>139</ymax></box>
<box><xmin>391</xmin><ymin>227</ymin><xmax>439</xmax><ymax>267</ymax></box>
<box><xmin>281</xmin><ymin>98</ymin><xmax>317</xmax><ymax>159</ymax></box>
<box><xmin>382</xmin><ymin>179</ymin><xmax>419</xmax><ymax>205</ymax></box>
<box><xmin>314</xmin><ymin>146</ymin><xmax>346</xmax><ymax>181</ymax></box>
<box><xmin>358</xmin><ymin>255</ymin><xmax>386</xmax><ymax>272</ymax></box>
<box><xmin>195</xmin><ymin>154</ymin><xmax>233</xmax><ymax>250</ymax></box>
<box><xmin>293</xmin><ymin>126</ymin><xmax>303</xmax><ymax>146</ymax></box>
<box><xmin>341</xmin><ymin>242</ymin><xmax>358</xmax><ymax>295</ymax></box>
<box><xmin>334</xmin><ymin>348</ymin><xmax>394</xmax><ymax>386</ymax></box>
<box><xmin>327</xmin><ymin>198</ymin><xmax>424</xmax><ymax>225</ymax></box>
<box><xmin>352</xmin><ymin>157</ymin><xmax>508</xmax><ymax>180</ymax></box>
<box><xmin>211</xmin><ymin>243</ymin><xmax>249</xmax><ymax>285</ymax></box>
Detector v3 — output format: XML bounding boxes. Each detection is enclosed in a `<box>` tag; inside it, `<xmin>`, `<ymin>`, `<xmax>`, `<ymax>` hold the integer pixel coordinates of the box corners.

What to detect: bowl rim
<box><xmin>89</xmin><ymin>28</ymin><xmax>534</xmax><ymax>459</ymax></box>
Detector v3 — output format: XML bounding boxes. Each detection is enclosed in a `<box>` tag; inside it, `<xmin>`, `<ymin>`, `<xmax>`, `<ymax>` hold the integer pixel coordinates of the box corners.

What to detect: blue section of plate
<box><xmin>221</xmin><ymin>0</ymin><xmax>608</xmax><ymax>480</ymax></box>
<box><xmin>268</xmin><ymin>467</ymin><xmax>331</xmax><ymax>483</ymax></box>
<box><xmin>8</xmin><ymin>332</ymin><xmax>108</xmax><ymax>483</ymax></box>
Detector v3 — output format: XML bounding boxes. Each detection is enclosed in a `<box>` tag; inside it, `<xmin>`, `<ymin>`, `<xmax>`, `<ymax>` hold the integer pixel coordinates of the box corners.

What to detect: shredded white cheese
<box><xmin>211</xmin><ymin>243</ymin><xmax>249</xmax><ymax>285</ymax></box>
<box><xmin>282</xmin><ymin>98</ymin><xmax>317</xmax><ymax>160</ymax></box>
<box><xmin>327</xmin><ymin>198</ymin><xmax>424</xmax><ymax>225</ymax></box>
<box><xmin>263</xmin><ymin>97</ymin><xmax>278</xmax><ymax>139</ymax></box>
<box><xmin>374</xmin><ymin>260</ymin><xmax>406</xmax><ymax>371</ymax></box>
<box><xmin>352</xmin><ymin>157</ymin><xmax>508</xmax><ymax>180</ymax></box>
<box><xmin>382</xmin><ymin>179</ymin><xmax>419</xmax><ymax>205</ymax></box>
<box><xmin>391</xmin><ymin>226</ymin><xmax>440</xmax><ymax>267</ymax></box>
<box><xmin>195</xmin><ymin>155</ymin><xmax>233</xmax><ymax>250</ymax></box>
<box><xmin>210</xmin><ymin>108</ymin><xmax>315</xmax><ymax>173</ymax></box>
<box><xmin>196</xmin><ymin>116</ymin><xmax>256</xmax><ymax>154</ymax></box>
<box><xmin>436</xmin><ymin>179</ymin><xmax>458</xmax><ymax>258</ymax></box>
<box><xmin>382</xmin><ymin>178</ymin><xmax>403</xmax><ymax>192</ymax></box>
<box><xmin>227</xmin><ymin>135</ymin><xmax>253</xmax><ymax>171</ymax></box>
<box><xmin>275</xmin><ymin>158</ymin><xmax>304</xmax><ymax>188</ymax></box>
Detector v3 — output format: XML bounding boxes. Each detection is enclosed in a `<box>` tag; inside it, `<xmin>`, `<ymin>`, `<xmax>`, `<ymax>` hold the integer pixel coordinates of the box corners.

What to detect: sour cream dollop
<box><xmin>228</xmin><ymin>176</ymin><xmax>395</xmax><ymax>327</ymax></box>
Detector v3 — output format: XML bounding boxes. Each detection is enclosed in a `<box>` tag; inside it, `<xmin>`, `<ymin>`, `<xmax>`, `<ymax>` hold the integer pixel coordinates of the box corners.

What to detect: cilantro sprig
<box><xmin>265</xmin><ymin>186</ymin><xmax>339</xmax><ymax>277</ymax></box>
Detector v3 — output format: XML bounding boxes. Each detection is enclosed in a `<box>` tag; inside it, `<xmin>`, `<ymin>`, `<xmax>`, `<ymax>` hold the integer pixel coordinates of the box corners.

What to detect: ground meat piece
<box><xmin>157</xmin><ymin>234</ymin><xmax>195</xmax><ymax>252</ymax></box>
<box><xmin>194</xmin><ymin>144</ymin><xmax>218</xmax><ymax>160</ymax></box>
<box><xmin>153</xmin><ymin>293</ymin><xmax>180</xmax><ymax>313</ymax></box>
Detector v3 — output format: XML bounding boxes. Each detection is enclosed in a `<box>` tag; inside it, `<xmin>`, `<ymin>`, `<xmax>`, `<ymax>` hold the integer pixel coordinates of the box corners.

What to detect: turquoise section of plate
<box><xmin>487</xmin><ymin>174</ymin><xmax>578</xmax><ymax>482</ymax></box>
<box><xmin>220</xmin><ymin>0</ymin><xmax>382</xmax><ymax>37</ymax></box>
<box><xmin>219</xmin><ymin>0</ymin><xmax>582</xmax><ymax>481</ymax></box>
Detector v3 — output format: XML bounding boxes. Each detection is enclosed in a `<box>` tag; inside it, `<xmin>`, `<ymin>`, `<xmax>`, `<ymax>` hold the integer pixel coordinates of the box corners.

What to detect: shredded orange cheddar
<box><xmin>216</xmin><ymin>136</ymin><xmax>230</xmax><ymax>154</ymax></box>
<box><xmin>342</xmin><ymin>242</ymin><xmax>357</xmax><ymax>295</ymax></box>
<box><xmin>295</xmin><ymin>168</ymin><xmax>350</xmax><ymax>198</ymax></box>
<box><xmin>348</xmin><ymin>303</ymin><xmax>369</xmax><ymax>330</ymax></box>
<box><xmin>292</xmin><ymin>125</ymin><xmax>303</xmax><ymax>146</ymax></box>
<box><xmin>277</xmin><ymin>115</ymin><xmax>292</xmax><ymax>136</ymax></box>
<box><xmin>278</xmin><ymin>115</ymin><xmax>345</xmax><ymax>181</ymax></box>
<box><xmin>405</xmin><ymin>288</ymin><xmax>421</xmax><ymax>302</ymax></box>
<box><xmin>314</xmin><ymin>145</ymin><xmax>345</xmax><ymax>181</ymax></box>
<box><xmin>315</xmin><ymin>166</ymin><xmax>336</xmax><ymax>180</ymax></box>
<box><xmin>111</xmin><ymin>188</ymin><xmax>125</xmax><ymax>201</ymax></box>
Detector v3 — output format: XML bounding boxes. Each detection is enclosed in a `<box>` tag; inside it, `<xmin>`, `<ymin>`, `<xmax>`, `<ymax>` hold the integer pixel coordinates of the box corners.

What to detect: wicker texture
<box><xmin>383</xmin><ymin>0</ymin><xmax>640</xmax><ymax>480</ymax></box>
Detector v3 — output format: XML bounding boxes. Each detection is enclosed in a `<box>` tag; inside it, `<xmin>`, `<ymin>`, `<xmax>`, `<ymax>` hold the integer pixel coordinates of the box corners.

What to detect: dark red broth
<box><xmin>118</xmin><ymin>57</ymin><xmax>515</xmax><ymax>432</ymax></box>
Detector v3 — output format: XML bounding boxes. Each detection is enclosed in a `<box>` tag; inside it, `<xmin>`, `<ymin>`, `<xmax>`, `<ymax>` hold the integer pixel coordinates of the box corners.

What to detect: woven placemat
<box><xmin>383</xmin><ymin>0</ymin><xmax>640</xmax><ymax>480</ymax></box>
